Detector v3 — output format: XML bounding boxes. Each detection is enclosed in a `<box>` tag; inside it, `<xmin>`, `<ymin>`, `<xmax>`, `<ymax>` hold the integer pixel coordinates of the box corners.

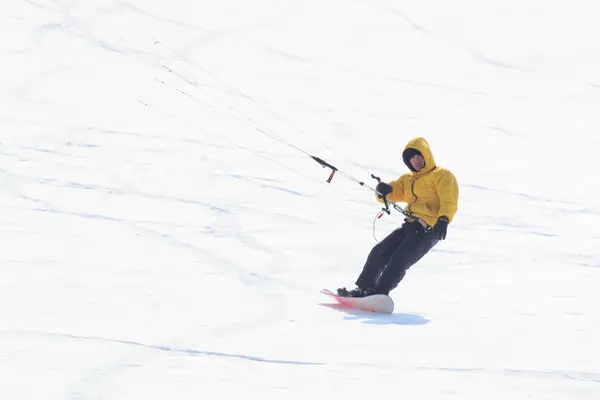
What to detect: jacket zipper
<box><xmin>407</xmin><ymin>167</ymin><xmax>436</xmax><ymax>215</ymax></box>
<box><xmin>407</xmin><ymin>179</ymin><xmax>417</xmax><ymax>215</ymax></box>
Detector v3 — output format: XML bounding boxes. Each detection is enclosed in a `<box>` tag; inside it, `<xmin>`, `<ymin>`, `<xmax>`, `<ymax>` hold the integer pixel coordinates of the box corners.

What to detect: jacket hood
<box><xmin>402</xmin><ymin>137</ymin><xmax>436</xmax><ymax>173</ymax></box>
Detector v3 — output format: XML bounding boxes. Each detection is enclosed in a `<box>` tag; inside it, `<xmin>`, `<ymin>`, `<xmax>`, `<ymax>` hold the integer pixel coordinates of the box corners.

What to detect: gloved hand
<box><xmin>376</xmin><ymin>182</ymin><xmax>393</xmax><ymax>198</ymax></box>
<box><xmin>431</xmin><ymin>216</ymin><xmax>449</xmax><ymax>240</ymax></box>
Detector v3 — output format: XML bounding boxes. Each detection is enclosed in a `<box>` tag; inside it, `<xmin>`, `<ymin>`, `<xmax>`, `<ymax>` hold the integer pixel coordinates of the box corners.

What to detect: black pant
<box><xmin>355</xmin><ymin>220</ymin><xmax>437</xmax><ymax>295</ymax></box>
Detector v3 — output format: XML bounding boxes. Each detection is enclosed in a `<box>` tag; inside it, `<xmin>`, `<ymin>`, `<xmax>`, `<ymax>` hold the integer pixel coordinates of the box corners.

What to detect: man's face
<box><xmin>410</xmin><ymin>154</ymin><xmax>425</xmax><ymax>171</ymax></box>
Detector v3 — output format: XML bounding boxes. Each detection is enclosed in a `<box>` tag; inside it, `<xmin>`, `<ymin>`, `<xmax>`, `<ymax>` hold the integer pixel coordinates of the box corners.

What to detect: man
<box><xmin>337</xmin><ymin>137</ymin><xmax>459</xmax><ymax>297</ymax></box>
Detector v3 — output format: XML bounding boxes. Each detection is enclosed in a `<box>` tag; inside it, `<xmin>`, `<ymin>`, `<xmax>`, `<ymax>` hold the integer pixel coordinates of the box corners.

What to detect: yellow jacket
<box><xmin>376</xmin><ymin>137</ymin><xmax>459</xmax><ymax>227</ymax></box>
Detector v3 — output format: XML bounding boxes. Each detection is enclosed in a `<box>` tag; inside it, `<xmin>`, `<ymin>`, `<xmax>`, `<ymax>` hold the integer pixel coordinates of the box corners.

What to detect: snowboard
<box><xmin>320</xmin><ymin>289</ymin><xmax>394</xmax><ymax>314</ymax></box>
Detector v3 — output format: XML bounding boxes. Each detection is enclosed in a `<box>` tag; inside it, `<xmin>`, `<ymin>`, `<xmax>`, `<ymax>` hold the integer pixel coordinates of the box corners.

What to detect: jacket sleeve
<box><xmin>435</xmin><ymin>170</ymin><xmax>459</xmax><ymax>223</ymax></box>
<box><xmin>375</xmin><ymin>176</ymin><xmax>406</xmax><ymax>204</ymax></box>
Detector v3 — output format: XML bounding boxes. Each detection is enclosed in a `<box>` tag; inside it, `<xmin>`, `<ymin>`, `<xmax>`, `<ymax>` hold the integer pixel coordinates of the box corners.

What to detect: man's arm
<box><xmin>375</xmin><ymin>176</ymin><xmax>406</xmax><ymax>204</ymax></box>
<box><xmin>435</xmin><ymin>171</ymin><xmax>459</xmax><ymax>222</ymax></box>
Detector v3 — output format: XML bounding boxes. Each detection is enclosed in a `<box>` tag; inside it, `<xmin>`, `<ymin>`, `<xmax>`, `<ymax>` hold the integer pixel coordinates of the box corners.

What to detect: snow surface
<box><xmin>1</xmin><ymin>1</ymin><xmax>599</xmax><ymax>399</ymax></box>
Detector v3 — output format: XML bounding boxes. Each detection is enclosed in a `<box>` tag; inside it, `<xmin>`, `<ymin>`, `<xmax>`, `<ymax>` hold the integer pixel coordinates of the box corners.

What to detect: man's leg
<box><xmin>374</xmin><ymin>225</ymin><xmax>437</xmax><ymax>294</ymax></box>
<box><xmin>355</xmin><ymin>227</ymin><xmax>407</xmax><ymax>289</ymax></box>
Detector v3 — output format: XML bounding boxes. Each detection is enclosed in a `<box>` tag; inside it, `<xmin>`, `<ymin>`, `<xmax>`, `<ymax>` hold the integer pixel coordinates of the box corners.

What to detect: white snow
<box><xmin>1</xmin><ymin>1</ymin><xmax>599</xmax><ymax>399</ymax></box>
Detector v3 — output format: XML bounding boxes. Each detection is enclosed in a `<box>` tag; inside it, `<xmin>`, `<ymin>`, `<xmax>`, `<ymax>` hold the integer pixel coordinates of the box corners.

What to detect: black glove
<box><xmin>376</xmin><ymin>182</ymin><xmax>393</xmax><ymax>198</ymax></box>
<box><xmin>431</xmin><ymin>216</ymin><xmax>449</xmax><ymax>241</ymax></box>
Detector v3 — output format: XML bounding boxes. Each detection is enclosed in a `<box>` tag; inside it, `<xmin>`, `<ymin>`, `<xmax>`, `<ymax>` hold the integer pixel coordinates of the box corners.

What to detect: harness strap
<box><xmin>405</xmin><ymin>216</ymin><xmax>431</xmax><ymax>231</ymax></box>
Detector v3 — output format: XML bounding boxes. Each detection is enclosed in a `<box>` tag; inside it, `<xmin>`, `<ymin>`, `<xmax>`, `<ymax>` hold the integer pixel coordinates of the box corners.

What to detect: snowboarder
<box><xmin>338</xmin><ymin>137</ymin><xmax>459</xmax><ymax>297</ymax></box>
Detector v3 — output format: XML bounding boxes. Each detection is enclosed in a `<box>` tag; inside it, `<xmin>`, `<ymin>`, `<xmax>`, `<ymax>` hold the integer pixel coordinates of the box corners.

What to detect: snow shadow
<box><xmin>319</xmin><ymin>303</ymin><xmax>430</xmax><ymax>326</ymax></box>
